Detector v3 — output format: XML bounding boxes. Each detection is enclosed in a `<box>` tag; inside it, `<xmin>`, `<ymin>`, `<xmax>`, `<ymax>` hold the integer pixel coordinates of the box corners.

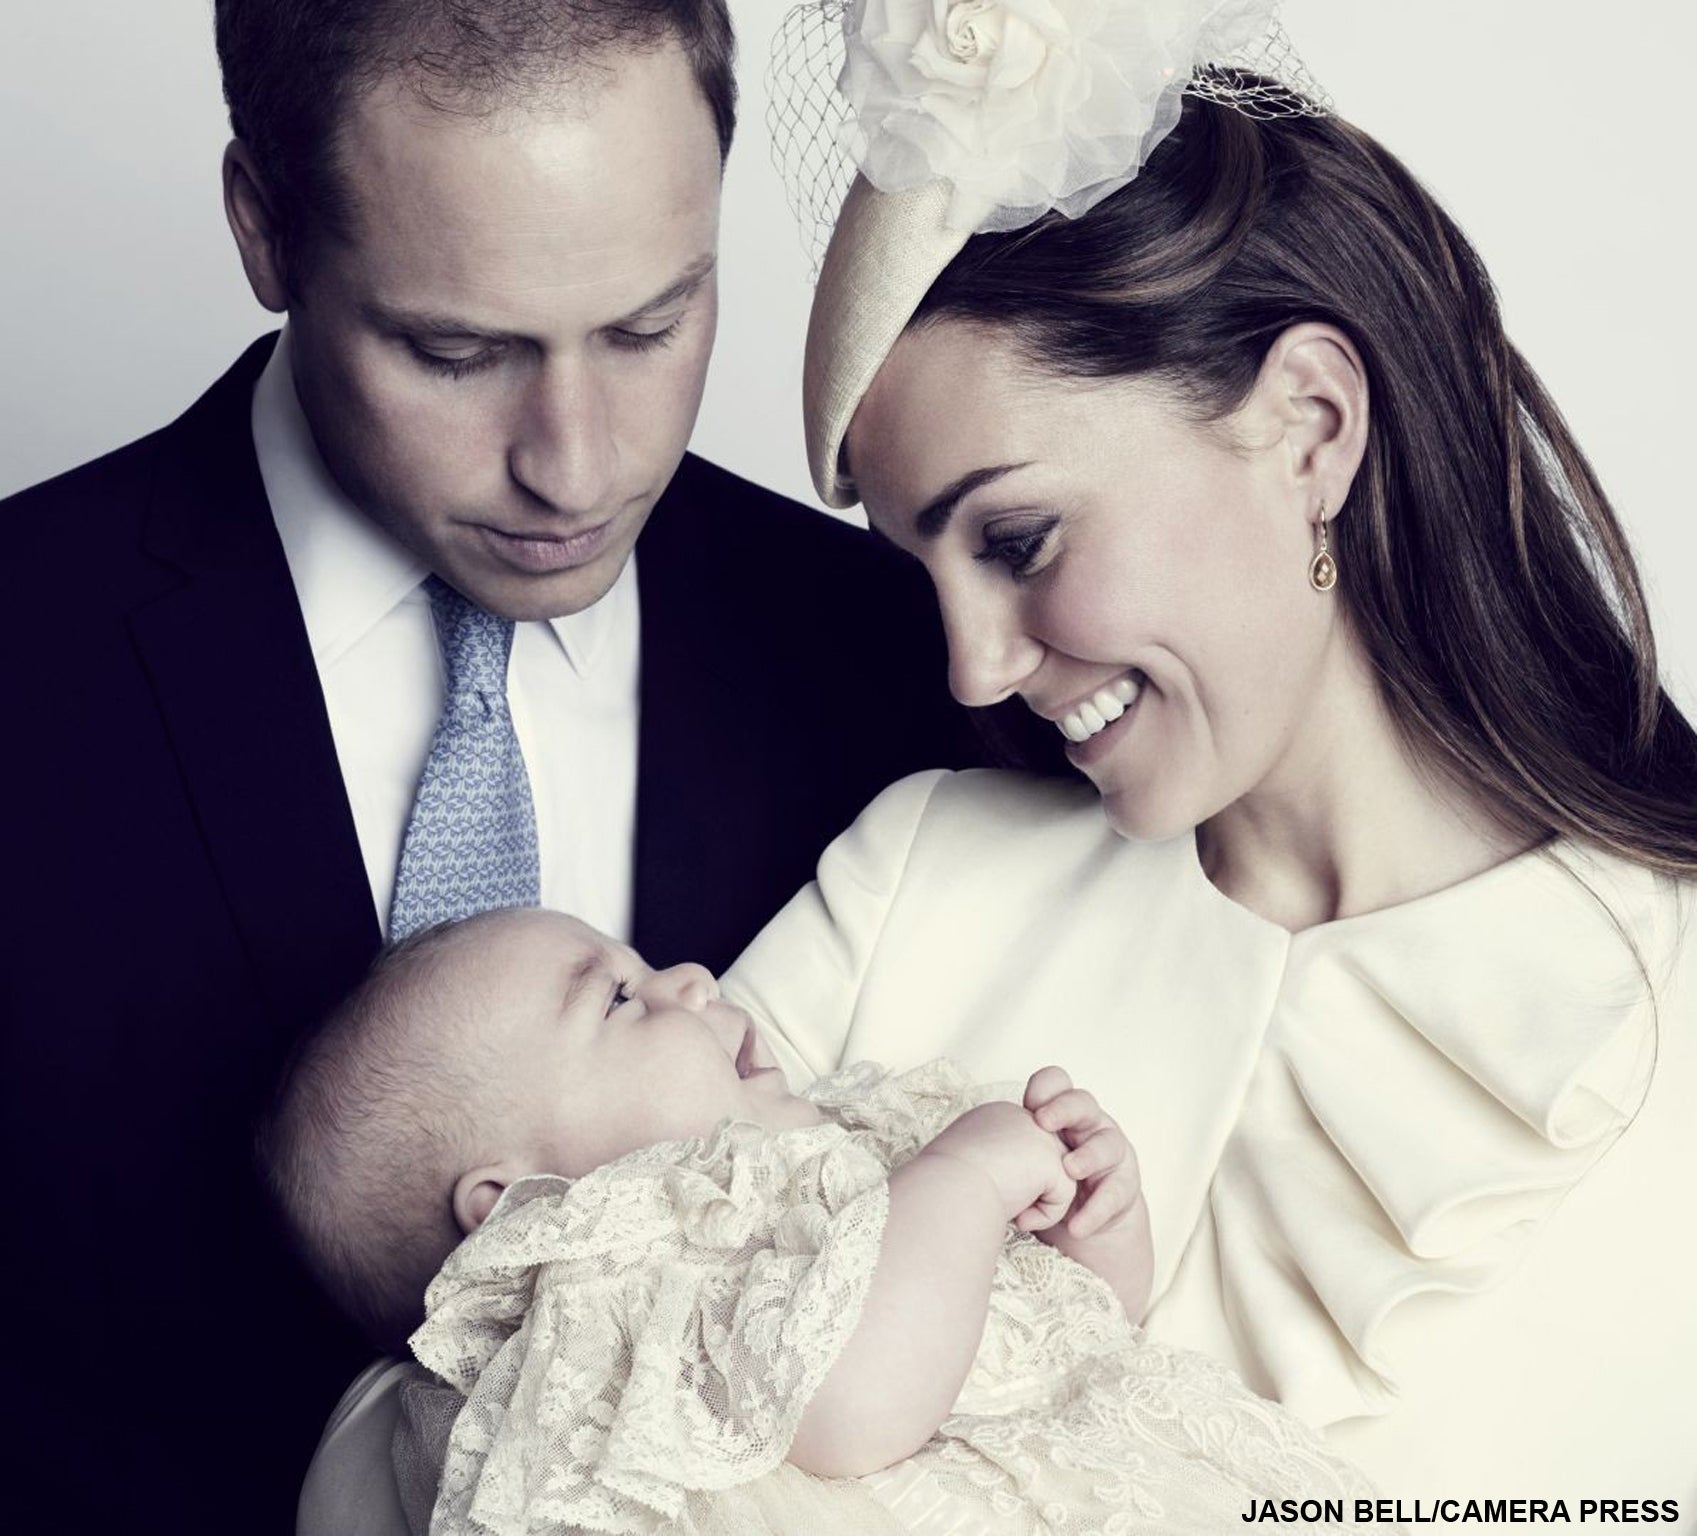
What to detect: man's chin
<box><xmin>440</xmin><ymin>505</ymin><xmax>653</xmax><ymax>620</ymax></box>
<box><xmin>505</xmin><ymin>563</ymin><xmax>634</xmax><ymax>624</ymax></box>
<box><xmin>437</xmin><ymin>527</ymin><xmax>641</xmax><ymax>621</ymax></box>
<box><xmin>477</xmin><ymin>559</ymin><xmax>630</xmax><ymax>622</ymax></box>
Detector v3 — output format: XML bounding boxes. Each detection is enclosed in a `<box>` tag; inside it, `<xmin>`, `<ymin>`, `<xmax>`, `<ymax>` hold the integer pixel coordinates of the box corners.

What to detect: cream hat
<box><xmin>785</xmin><ymin>0</ymin><xmax>1327</xmax><ymax>508</ymax></box>
<box><xmin>802</xmin><ymin>177</ymin><xmax>967</xmax><ymax>509</ymax></box>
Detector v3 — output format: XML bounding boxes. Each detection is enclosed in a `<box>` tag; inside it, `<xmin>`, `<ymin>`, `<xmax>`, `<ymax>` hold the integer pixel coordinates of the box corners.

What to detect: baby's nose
<box><xmin>644</xmin><ymin>962</ymin><xmax>719</xmax><ymax>1011</ymax></box>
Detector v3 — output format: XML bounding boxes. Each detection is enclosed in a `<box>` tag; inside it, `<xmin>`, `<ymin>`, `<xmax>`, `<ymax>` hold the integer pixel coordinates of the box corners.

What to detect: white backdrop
<box><xmin>4</xmin><ymin>0</ymin><xmax>1692</xmax><ymax>705</ymax></box>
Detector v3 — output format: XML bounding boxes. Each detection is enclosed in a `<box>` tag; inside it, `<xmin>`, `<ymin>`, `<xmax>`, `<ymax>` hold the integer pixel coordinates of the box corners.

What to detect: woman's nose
<box><xmin>638</xmin><ymin>962</ymin><xmax>719</xmax><ymax>1011</ymax></box>
<box><xmin>941</xmin><ymin>590</ymin><xmax>1045</xmax><ymax>708</ymax></box>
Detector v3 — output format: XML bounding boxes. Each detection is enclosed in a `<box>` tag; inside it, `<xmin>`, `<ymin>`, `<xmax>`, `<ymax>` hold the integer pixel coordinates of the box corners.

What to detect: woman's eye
<box><xmin>407</xmin><ymin>340</ymin><xmax>505</xmax><ymax>381</ymax></box>
<box><xmin>606</xmin><ymin>980</ymin><xmax>634</xmax><ymax>1016</ymax></box>
<box><xmin>974</xmin><ymin>519</ymin><xmax>1057</xmax><ymax>579</ymax></box>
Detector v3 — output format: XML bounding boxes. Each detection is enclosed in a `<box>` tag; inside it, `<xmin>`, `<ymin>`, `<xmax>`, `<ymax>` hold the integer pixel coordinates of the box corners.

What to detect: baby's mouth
<box><xmin>735</xmin><ymin>1020</ymin><xmax>756</xmax><ymax>1079</ymax></box>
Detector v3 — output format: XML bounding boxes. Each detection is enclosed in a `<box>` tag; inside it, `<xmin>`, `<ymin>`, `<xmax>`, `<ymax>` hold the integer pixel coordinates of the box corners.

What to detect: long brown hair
<box><xmin>916</xmin><ymin>87</ymin><xmax>1697</xmax><ymax>877</ymax></box>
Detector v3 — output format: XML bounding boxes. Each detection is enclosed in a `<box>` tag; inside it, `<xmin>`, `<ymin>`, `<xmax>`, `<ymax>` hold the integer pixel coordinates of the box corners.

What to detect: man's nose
<box><xmin>507</xmin><ymin>356</ymin><xmax>615</xmax><ymax>515</ymax></box>
<box><xmin>637</xmin><ymin>962</ymin><xmax>719</xmax><ymax>1012</ymax></box>
<box><xmin>940</xmin><ymin>586</ymin><xmax>1044</xmax><ymax>708</ymax></box>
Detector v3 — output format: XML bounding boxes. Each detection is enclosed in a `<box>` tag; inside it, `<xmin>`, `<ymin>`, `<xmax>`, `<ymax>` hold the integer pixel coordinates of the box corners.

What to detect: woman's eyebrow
<box><xmin>914</xmin><ymin>462</ymin><xmax>1030</xmax><ymax>539</ymax></box>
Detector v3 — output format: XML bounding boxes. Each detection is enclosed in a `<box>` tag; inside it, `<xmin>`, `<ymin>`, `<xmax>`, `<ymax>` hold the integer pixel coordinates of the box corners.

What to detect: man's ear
<box><xmin>452</xmin><ymin>1165</ymin><xmax>512</xmax><ymax>1235</ymax></box>
<box><xmin>223</xmin><ymin>139</ymin><xmax>290</xmax><ymax>313</ymax></box>
<box><xmin>1258</xmin><ymin>321</ymin><xmax>1369</xmax><ymax>524</ymax></box>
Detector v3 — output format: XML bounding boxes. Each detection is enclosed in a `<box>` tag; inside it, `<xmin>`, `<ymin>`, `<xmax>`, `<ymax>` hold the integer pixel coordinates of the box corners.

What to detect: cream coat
<box><xmin>724</xmin><ymin>768</ymin><xmax>1697</xmax><ymax>1511</ymax></box>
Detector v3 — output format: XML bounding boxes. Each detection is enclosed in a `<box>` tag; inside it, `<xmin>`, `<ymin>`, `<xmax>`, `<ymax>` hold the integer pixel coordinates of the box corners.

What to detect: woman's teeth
<box><xmin>1058</xmin><ymin>675</ymin><xmax>1142</xmax><ymax>743</ymax></box>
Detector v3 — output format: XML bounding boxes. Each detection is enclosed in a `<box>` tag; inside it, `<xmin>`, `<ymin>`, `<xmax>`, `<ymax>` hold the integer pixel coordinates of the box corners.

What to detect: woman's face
<box><xmin>848</xmin><ymin>320</ymin><xmax>1348</xmax><ymax>842</ymax></box>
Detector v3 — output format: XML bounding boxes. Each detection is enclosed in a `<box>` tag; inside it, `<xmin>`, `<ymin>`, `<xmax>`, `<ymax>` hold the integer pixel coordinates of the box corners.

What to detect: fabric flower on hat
<box><xmin>839</xmin><ymin>0</ymin><xmax>1279</xmax><ymax>232</ymax></box>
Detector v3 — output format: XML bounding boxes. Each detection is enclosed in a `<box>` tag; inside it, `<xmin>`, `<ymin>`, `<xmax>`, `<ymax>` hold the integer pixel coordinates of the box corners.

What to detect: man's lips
<box><xmin>472</xmin><ymin>518</ymin><xmax>613</xmax><ymax>574</ymax></box>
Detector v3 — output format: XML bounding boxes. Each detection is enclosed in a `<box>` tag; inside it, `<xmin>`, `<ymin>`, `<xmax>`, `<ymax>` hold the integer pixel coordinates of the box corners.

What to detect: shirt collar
<box><xmin>253</xmin><ymin>327</ymin><xmax>633</xmax><ymax>676</ymax></box>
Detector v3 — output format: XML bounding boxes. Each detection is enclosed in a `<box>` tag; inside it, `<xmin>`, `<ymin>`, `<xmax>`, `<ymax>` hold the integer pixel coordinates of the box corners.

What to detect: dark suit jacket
<box><xmin>1</xmin><ymin>337</ymin><xmax>977</xmax><ymax>1534</ymax></box>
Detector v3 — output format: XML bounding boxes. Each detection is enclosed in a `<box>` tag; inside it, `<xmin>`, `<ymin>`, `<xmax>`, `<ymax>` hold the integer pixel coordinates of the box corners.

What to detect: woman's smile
<box><xmin>1053</xmin><ymin>671</ymin><xmax>1144</xmax><ymax>747</ymax></box>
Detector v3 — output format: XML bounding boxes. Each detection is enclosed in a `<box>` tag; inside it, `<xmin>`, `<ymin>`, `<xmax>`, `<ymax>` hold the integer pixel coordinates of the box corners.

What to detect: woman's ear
<box><xmin>452</xmin><ymin>1165</ymin><xmax>511</xmax><ymax>1235</ymax></box>
<box><xmin>222</xmin><ymin>139</ymin><xmax>290</xmax><ymax>313</ymax></box>
<box><xmin>1259</xmin><ymin>322</ymin><xmax>1369</xmax><ymax>523</ymax></box>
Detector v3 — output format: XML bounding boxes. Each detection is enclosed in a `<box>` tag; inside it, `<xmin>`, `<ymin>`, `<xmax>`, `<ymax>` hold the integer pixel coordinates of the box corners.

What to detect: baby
<box><xmin>263</xmin><ymin>908</ymin><xmax>1370</xmax><ymax>1535</ymax></box>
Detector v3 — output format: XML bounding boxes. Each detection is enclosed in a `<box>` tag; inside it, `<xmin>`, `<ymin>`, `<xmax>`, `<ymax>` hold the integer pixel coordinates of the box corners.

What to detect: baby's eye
<box><xmin>606</xmin><ymin>980</ymin><xmax>634</xmax><ymax>1016</ymax></box>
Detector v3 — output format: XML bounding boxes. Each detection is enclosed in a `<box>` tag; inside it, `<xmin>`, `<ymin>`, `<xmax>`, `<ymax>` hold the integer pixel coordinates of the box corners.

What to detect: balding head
<box><xmin>215</xmin><ymin>0</ymin><xmax>737</xmax><ymax>282</ymax></box>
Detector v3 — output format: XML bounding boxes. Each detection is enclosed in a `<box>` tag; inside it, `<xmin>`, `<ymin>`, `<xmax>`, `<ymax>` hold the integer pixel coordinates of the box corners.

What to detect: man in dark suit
<box><xmin>0</xmin><ymin>2</ymin><xmax>974</xmax><ymax>1529</ymax></box>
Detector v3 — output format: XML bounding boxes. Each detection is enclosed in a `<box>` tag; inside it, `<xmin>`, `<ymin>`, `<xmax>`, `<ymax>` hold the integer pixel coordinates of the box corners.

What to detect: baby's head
<box><xmin>259</xmin><ymin>907</ymin><xmax>820</xmax><ymax>1351</ymax></box>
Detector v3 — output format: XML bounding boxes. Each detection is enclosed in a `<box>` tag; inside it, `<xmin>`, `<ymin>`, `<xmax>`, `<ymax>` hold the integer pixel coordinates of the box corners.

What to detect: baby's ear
<box><xmin>452</xmin><ymin>1166</ymin><xmax>510</xmax><ymax>1235</ymax></box>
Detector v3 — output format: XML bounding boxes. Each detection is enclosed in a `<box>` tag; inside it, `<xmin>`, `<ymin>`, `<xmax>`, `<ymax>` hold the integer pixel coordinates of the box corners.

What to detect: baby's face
<box><xmin>450</xmin><ymin>910</ymin><xmax>823</xmax><ymax>1182</ymax></box>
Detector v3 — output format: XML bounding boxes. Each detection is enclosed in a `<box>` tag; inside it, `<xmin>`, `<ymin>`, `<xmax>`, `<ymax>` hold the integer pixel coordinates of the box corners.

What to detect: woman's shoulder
<box><xmin>1427</xmin><ymin>837</ymin><xmax>1697</xmax><ymax>1023</ymax></box>
<box><xmin>817</xmin><ymin>768</ymin><xmax>1212</xmax><ymax>940</ymax></box>
<box><xmin>845</xmin><ymin>766</ymin><xmax>1172</xmax><ymax>872</ymax></box>
<box><xmin>1285</xmin><ymin>838</ymin><xmax>1693</xmax><ymax>1137</ymax></box>
<box><xmin>1298</xmin><ymin>834</ymin><xmax>1693</xmax><ymax>999</ymax></box>
<box><xmin>728</xmin><ymin>769</ymin><xmax>1212</xmax><ymax>1086</ymax></box>
<box><xmin>847</xmin><ymin>764</ymin><xmax>1097</xmax><ymax>822</ymax></box>
<box><xmin>1548</xmin><ymin>840</ymin><xmax>1696</xmax><ymax>992</ymax></box>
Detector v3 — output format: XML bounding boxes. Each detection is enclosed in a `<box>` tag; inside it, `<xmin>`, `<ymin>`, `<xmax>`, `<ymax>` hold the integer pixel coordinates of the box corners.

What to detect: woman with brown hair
<box><xmin>727</xmin><ymin>0</ymin><xmax>1697</xmax><ymax>1500</ymax></box>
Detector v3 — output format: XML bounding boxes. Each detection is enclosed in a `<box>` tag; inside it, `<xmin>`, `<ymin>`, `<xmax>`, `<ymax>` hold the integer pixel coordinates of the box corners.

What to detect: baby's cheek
<box><xmin>649</xmin><ymin>1055</ymin><xmax>741</xmax><ymax>1141</ymax></box>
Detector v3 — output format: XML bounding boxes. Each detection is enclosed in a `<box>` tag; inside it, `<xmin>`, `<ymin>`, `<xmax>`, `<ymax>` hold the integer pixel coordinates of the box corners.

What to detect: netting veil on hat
<box><xmin>771</xmin><ymin>0</ymin><xmax>1329</xmax><ymax>507</ymax></box>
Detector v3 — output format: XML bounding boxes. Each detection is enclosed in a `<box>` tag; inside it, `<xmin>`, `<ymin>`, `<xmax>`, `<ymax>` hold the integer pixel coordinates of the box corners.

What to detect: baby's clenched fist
<box><xmin>1024</xmin><ymin>1066</ymin><xmax>1153</xmax><ymax>1320</ymax></box>
<box><xmin>918</xmin><ymin>1099</ymin><xmax>1075</xmax><ymax>1232</ymax></box>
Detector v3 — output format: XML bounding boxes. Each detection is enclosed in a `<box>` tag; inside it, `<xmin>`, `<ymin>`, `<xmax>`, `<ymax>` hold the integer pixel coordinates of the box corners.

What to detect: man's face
<box><xmin>283</xmin><ymin>44</ymin><xmax>722</xmax><ymax>621</ymax></box>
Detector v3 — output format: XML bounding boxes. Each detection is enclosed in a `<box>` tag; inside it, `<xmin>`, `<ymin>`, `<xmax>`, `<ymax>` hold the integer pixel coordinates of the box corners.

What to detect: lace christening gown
<box><xmin>409</xmin><ymin>1061</ymin><xmax>1374</xmax><ymax>1536</ymax></box>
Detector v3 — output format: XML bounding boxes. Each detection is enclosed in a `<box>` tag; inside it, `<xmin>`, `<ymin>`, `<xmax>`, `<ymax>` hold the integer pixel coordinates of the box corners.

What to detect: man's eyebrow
<box><xmin>607</xmin><ymin>255</ymin><xmax>717</xmax><ymax>327</ymax></box>
<box><xmin>914</xmin><ymin>463</ymin><xmax>1032</xmax><ymax>540</ymax></box>
<box><xmin>360</xmin><ymin>300</ymin><xmax>517</xmax><ymax>342</ymax></box>
<box><xmin>358</xmin><ymin>256</ymin><xmax>715</xmax><ymax>341</ymax></box>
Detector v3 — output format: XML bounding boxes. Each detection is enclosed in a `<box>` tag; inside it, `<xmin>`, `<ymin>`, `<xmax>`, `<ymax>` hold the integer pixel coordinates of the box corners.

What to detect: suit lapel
<box><xmin>631</xmin><ymin>465</ymin><xmax>796</xmax><ymax>971</ymax></box>
<box><xmin>632</xmin><ymin>564</ymin><xmax>759</xmax><ymax>968</ymax></box>
<box><xmin>129</xmin><ymin>339</ymin><xmax>379</xmax><ymax>1037</ymax></box>
<box><xmin>633</xmin><ymin>624</ymin><xmax>735</xmax><ymax>967</ymax></box>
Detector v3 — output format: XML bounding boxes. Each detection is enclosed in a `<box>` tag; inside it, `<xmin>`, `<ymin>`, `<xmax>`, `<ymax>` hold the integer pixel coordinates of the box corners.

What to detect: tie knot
<box><xmin>426</xmin><ymin>575</ymin><xmax>514</xmax><ymax>707</ymax></box>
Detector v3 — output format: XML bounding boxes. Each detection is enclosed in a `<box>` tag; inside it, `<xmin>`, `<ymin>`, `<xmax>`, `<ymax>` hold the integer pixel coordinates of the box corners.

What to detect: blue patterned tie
<box><xmin>388</xmin><ymin>577</ymin><xmax>541</xmax><ymax>941</ymax></box>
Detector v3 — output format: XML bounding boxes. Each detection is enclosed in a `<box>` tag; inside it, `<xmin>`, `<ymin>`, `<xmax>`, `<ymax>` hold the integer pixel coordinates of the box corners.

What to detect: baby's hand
<box><xmin>919</xmin><ymin>1100</ymin><xmax>1075</xmax><ymax>1232</ymax></box>
<box><xmin>1024</xmin><ymin>1067</ymin><xmax>1153</xmax><ymax>1320</ymax></box>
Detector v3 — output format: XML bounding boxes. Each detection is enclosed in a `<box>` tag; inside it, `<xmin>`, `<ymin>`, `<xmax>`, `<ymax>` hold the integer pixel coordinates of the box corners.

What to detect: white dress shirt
<box><xmin>252</xmin><ymin>330</ymin><xmax>640</xmax><ymax>942</ymax></box>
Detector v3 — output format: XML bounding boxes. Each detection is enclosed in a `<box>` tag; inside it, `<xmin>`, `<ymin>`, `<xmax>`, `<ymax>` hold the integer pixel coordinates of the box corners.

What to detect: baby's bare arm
<box><xmin>787</xmin><ymin>1101</ymin><xmax>1073</xmax><ymax>1478</ymax></box>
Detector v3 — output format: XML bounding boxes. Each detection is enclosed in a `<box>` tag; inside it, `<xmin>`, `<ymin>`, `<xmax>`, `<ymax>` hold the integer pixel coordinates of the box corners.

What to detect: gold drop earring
<box><xmin>1308</xmin><ymin>502</ymin><xmax>1338</xmax><ymax>593</ymax></box>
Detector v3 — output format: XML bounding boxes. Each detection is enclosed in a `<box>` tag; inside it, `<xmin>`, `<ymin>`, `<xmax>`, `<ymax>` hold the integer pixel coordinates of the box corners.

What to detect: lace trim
<box><xmin>413</xmin><ymin>1062</ymin><xmax>1377</xmax><ymax>1533</ymax></box>
<box><xmin>414</xmin><ymin>1121</ymin><xmax>891</xmax><ymax>1534</ymax></box>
